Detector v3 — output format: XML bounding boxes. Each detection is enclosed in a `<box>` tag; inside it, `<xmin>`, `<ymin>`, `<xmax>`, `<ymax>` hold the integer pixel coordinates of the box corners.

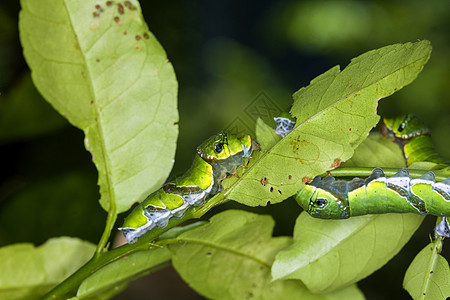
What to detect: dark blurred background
<box><xmin>0</xmin><ymin>0</ymin><xmax>449</xmax><ymax>299</ymax></box>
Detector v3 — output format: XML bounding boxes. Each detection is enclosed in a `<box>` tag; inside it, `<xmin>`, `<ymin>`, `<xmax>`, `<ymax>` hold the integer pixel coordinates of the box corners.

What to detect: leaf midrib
<box><xmin>175</xmin><ymin>238</ymin><xmax>271</xmax><ymax>268</ymax></box>
<box><xmin>62</xmin><ymin>1</ymin><xmax>116</xmax><ymax>213</ymax></box>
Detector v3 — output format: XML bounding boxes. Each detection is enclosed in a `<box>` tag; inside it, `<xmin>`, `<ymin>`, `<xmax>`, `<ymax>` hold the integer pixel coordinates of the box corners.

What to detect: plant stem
<box><xmin>95</xmin><ymin>209</ymin><xmax>118</xmax><ymax>255</ymax></box>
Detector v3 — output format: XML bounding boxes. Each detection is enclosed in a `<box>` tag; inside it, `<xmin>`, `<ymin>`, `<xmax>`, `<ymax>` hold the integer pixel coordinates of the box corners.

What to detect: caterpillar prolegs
<box><xmin>119</xmin><ymin>133</ymin><xmax>253</xmax><ymax>244</ymax></box>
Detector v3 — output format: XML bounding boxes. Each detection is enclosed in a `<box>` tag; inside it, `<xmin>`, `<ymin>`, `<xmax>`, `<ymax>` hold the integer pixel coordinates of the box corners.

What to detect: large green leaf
<box><xmin>169</xmin><ymin>210</ymin><xmax>365</xmax><ymax>300</ymax></box>
<box><xmin>403</xmin><ymin>239</ymin><xmax>450</xmax><ymax>300</ymax></box>
<box><xmin>272</xmin><ymin>213</ymin><xmax>423</xmax><ymax>293</ymax></box>
<box><xmin>226</xmin><ymin>41</ymin><xmax>431</xmax><ymax>206</ymax></box>
<box><xmin>19</xmin><ymin>0</ymin><xmax>178</xmax><ymax>213</ymax></box>
<box><xmin>0</xmin><ymin>237</ymin><xmax>95</xmax><ymax>300</ymax></box>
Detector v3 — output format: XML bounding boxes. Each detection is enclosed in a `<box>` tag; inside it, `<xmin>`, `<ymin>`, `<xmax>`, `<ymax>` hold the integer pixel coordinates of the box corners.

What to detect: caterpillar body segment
<box><xmin>119</xmin><ymin>133</ymin><xmax>252</xmax><ymax>244</ymax></box>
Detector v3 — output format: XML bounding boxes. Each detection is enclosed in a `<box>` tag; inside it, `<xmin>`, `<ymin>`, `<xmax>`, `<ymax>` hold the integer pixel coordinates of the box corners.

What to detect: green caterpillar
<box><xmin>119</xmin><ymin>133</ymin><xmax>252</xmax><ymax>244</ymax></box>
<box><xmin>276</xmin><ymin>112</ymin><xmax>450</xmax><ymax>235</ymax></box>
<box><xmin>296</xmin><ymin>167</ymin><xmax>450</xmax><ymax>219</ymax></box>
<box><xmin>381</xmin><ymin>114</ymin><xmax>449</xmax><ymax>167</ymax></box>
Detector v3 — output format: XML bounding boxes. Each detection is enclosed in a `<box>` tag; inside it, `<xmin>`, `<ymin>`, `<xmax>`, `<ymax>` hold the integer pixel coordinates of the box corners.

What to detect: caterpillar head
<box><xmin>382</xmin><ymin>114</ymin><xmax>430</xmax><ymax>140</ymax></box>
<box><xmin>296</xmin><ymin>179</ymin><xmax>350</xmax><ymax>219</ymax></box>
<box><xmin>197</xmin><ymin>133</ymin><xmax>252</xmax><ymax>164</ymax></box>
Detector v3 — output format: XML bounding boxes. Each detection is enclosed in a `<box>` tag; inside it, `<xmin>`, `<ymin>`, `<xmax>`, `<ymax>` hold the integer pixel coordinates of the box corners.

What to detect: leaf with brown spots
<box><xmin>20</xmin><ymin>0</ymin><xmax>178</xmax><ymax>213</ymax></box>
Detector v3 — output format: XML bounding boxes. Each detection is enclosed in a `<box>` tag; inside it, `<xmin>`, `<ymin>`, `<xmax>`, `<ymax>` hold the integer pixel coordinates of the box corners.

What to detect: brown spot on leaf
<box><xmin>303</xmin><ymin>177</ymin><xmax>313</xmax><ymax>184</ymax></box>
<box><xmin>143</xmin><ymin>33</ymin><xmax>150</xmax><ymax>39</ymax></box>
<box><xmin>93</xmin><ymin>12</ymin><xmax>100</xmax><ymax>17</ymax></box>
<box><xmin>331</xmin><ymin>159</ymin><xmax>341</xmax><ymax>168</ymax></box>
<box><xmin>290</xmin><ymin>136</ymin><xmax>320</xmax><ymax>165</ymax></box>
<box><xmin>261</xmin><ymin>177</ymin><xmax>268</xmax><ymax>186</ymax></box>
<box><xmin>118</xmin><ymin>3</ymin><xmax>124</xmax><ymax>14</ymax></box>
<box><xmin>288</xmin><ymin>175</ymin><xmax>292</xmax><ymax>180</ymax></box>
<box><xmin>106</xmin><ymin>1</ymin><xmax>113</xmax><ymax>6</ymax></box>
<box><xmin>124</xmin><ymin>1</ymin><xmax>134</xmax><ymax>9</ymax></box>
<box><xmin>114</xmin><ymin>16</ymin><xmax>120</xmax><ymax>23</ymax></box>
<box><xmin>135</xmin><ymin>35</ymin><xmax>141</xmax><ymax>40</ymax></box>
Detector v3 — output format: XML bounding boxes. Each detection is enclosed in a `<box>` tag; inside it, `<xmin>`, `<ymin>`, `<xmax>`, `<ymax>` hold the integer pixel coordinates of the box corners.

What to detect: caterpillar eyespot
<box><xmin>119</xmin><ymin>132</ymin><xmax>253</xmax><ymax>244</ymax></box>
<box><xmin>315</xmin><ymin>198</ymin><xmax>327</xmax><ymax>208</ymax></box>
<box><xmin>215</xmin><ymin>143</ymin><xmax>224</xmax><ymax>153</ymax></box>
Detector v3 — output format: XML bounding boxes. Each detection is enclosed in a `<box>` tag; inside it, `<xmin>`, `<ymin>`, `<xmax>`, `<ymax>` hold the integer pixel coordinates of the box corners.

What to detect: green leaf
<box><xmin>76</xmin><ymin>247</ymin><xmax>171</xmax><ymax>299</ymax></box>
<box><xmin>227</xmin><ymin>41</ymin><xmax>431</xmax><ymax>207</ymax></box>
<box><xmin>19</xmin><ymin>0</ymin><xmax>178</xmax><ymax>213</ymax></box>
<box><xmin>169</xmin><ymin>210</ymin><xmax>365</xmax><ymax>300</ymax></box>
<box><xmin>0</xmin><ymin>73</ymin><xmax>67</xmax><ymax>144</ymax></box>
<box><xmin>272</xmin><ymin>212</ymin><xmax>423</xmax><ymax>293</ymax></box>
<box><xmin>255</xmin><ymin>117</ymin><xmax>281</xmax><ymax>150</ymax></box>
<box><xmin>72</xmin><ymin>283</ymin><xmax>128</xmax><ymax>300</ymax></box>
<box><xmin>340</xmin><ymin>133</ymin><xmax>406</xmax><ymax>168</ymax></box>
<box><xmin>0</xmin><ymin>237</ymin><xmax>95</xmax><ymax>300</ymax></box>
<box><xmin>403</xmin><ymin>239</ymin><xmax>450</xmax><ymax>300</ymax></box>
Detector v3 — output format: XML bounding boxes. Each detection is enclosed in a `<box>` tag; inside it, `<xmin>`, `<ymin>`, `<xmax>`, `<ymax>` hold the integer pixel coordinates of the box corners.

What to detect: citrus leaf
<box><xmin>403</xmin><ymin>240</ymin><xmax>450</xmax><ymax>300</ymax></box>
<box><xmin>19</xmin><ymin>0</ymin><xmax>178</xmax><ymax>213</ymax></box>
<box><xmin>255</xmin><ymin>117</ymin><xmax>281</xmax><ymax>150</ymax></box>
<box><xmin>0</xmin><ymin>237</ymin><xmax>95</xmax><ymax>300</ymax></box>
<box><xmin>340</xmin><ymin>133</ymin><xmax>406</xmax><ymax>168</ymax></box>
<box><xmin>169</xmin><ymin>210</ymin><xmax>365</xmax><ymax>300</ymax></box>
<box><xmin>227</xmin><ymin>41</ymin><xmax>431</xmax><ymax>207</ymax></box>
<box><xmin>272</xmin><ymin>212</ymin><xmax>423</xmax><ymax>293</ymax></box>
